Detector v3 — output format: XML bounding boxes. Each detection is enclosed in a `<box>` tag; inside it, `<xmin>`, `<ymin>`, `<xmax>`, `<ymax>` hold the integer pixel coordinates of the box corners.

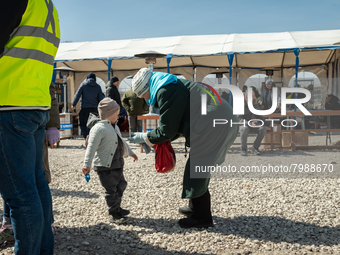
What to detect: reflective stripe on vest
<box><xmin>5</xmin><ymin>0</ymin><xmax>60</xmax><ymax>64</ymax></box>
<box><xmin>0</xmin><ymin>0</ymin><xmax>60</xmax><ymax>107</ymax></box>
<box><xmin>3</xmin><ymin>47</ymin><xmax>55</xmax><ymax>66</ymax></box>
<box><xmin>11</xmin><ymin>25</ymin><xmax>60</xmax><ymax>48</ymax></box>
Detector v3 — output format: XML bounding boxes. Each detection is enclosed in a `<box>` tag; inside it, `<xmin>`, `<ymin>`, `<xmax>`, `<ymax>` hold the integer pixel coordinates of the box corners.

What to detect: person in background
<box><xmin>71</xmin><ymin>73</ymin><xmax>103</xmax><ymax>139</ymax></box>
<box><xmin>0</xmin><ymin>201</ymin><xmax>12</xmax><ymax>245</ymax></box>
<box><xmin>325</xmin><ymin>94</ymin><xmax>340</xmax><ymax>128</ymax></box>
<box><xmin>221</xmin><ymin>91</ymin><xmax>230</xmax><ymax>103</ymax></box>
<box><xmin>82</xmin><ymin>98</ymin><xmax>138</xmax><ymax>223</ymax></box>
<box><xmin>44</xmin><ymin>82</ymin><xmax>61</xmax><ymax>180</ymax></box>
<box><xmin>0</xmin><ymin>82</ymin><xmax>61</xmax><ymax>245</ymax></box>
<box><xmin>238</xmin><ymin>90</ymin><xmax>268</xmax><ymax>156</ymax></box>
<box><xmin>106</xmin><ymin>76</ymin><xmax>125</xmax><ymax>127</ymax></box>
<box><xmin>259</xmin><ymin>79</ymin><xmax>281</xmax><ymax>110</ymax></box>
<box><xmin>128</xmin><ymin>68</ymin><xmax>238</xmax><ymax>228</ymax></box>
<box><xmin>118</xmin><ymin>107</ymin><xmax>129</xmax><ymax>132</ymax></box>
<box><xmin>0</xmin><ymin>0</ymin><xmax>60</xmax><ymax>254</ymax></box>
<box><xmin>250</xmin><ymin>86</ymin><xmax>261</xmax><ymax>103</ymax></box>
<box><xmin>122</xmin><ymin>89</ymin><xmax>149</xmax><ymax>136</ymax></box>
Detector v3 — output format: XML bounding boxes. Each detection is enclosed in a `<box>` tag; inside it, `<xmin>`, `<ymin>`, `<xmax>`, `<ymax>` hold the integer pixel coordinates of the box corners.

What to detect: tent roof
<box><xmin>55</xmin><ymin>29</ymin><xmax>340</xmax><ymax>71</ymax></box>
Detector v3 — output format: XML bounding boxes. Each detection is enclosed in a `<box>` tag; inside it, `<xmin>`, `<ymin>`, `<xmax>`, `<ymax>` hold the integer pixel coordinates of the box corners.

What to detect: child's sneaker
<box><xmin>109</xmin><ymin>212</ymin><xmax>127</xmax><ymax>224</ymax></box>
<box><xmin>120</xmin><ymin>207</ymin><xmax>130</xmax><ymax>216</ymax></box>
<box><xmin>0</xmin><ymin>225</ymin><xmax>14</xmax><ymax>245</ymax></box>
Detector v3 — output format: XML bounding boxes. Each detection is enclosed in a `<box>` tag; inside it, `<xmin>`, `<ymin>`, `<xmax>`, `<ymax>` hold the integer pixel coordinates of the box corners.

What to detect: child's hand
<box><xmin>82</xmin><ymin>166</ymin><xmax>91</xmax><ymax>175</ymax></box>
<box><xmin>131</xmin><ymin>154</ymin><xmax>138</xmax><ymax>162</ymax></box>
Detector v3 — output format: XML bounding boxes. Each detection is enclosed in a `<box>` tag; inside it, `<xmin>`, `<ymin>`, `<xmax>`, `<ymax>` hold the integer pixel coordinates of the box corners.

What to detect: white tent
<box><xmin>55</xmin><ymin>29</ymin><xmax>340</xmax><ymax>109</ymax></box>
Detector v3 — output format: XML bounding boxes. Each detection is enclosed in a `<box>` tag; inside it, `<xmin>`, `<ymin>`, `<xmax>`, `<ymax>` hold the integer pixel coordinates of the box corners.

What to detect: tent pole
<box><xmin>107</xmin><ymin>58</ymin><xmax>113</xmax><ymax>82</ymax></box>
<box><xmin>52</xmin><ymin>62</ymin><xmax>57</xmax><ymax>84</ymax></box>
<box><xmin>194</xmin><ymin>67</ymin><xmax>196</xmax><ymax>82</ymax></box>
<box><xmin>332</xmin><ymin>62</ymin><xmax>335</xmax><ymax>95</ymax></box>
<box><xmin>227</xmin><ymin>53</ymin><xmax>234</xmax><ymax>105</ymax></box>
<box><xmin>326</xmin><ymin>66</ymin><xmax>329</xmax><ymax>98</ymax></box>
<box><xmin>293</xmin><ymin>49</ymin><xmax>300</xmax><ymax>130</ymax></box>
<box><xmin>166</xmin><ymin>54</ymin><xmax>173</xmax><ymax>73</ymax></box>
<box><xmin>236</xmin><ymin>72</ymin><xmax>239</xmax><ymax>88</ymax></box>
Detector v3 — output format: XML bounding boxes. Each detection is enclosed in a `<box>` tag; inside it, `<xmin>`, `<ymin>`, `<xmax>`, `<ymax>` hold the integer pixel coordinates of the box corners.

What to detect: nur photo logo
<box><xmin>200</xmin><ymin>83</ymin><xmax>312</xmax><ymax>128</ymax></box>
<box><xmin>199</xmin><ymin>83</ymin><xmax>223</xmax><ymax>115</ymax></box>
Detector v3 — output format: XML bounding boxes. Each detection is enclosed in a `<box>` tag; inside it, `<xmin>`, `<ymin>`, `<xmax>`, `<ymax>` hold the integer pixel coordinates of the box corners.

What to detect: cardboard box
<box><xmin>282</xmin><ymin>131</ymin><xmax>309</xmax><ymax>147</ymax></box>
<box><xmin>260</xmin><ymin>125</ymin><xmax>282</xmax><ymax>149</ymax></box>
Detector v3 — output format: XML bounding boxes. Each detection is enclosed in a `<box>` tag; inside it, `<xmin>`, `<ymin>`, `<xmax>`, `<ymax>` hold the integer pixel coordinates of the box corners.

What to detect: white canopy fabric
<box><xmin>56</xmin><ymin>29</ymin><xmax>340</xmax><ymax>70</ymax></box>
<box><xmin>55</xmin><ymin>29</ymin><xmax>340</xmax><ymax>106</ymax></box>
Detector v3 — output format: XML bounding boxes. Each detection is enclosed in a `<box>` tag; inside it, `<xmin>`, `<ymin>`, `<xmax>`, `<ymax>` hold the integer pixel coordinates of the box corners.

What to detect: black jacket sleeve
<box><xmin>0</xmin><ymin>0</ymin><xmax>28</xmax><ymax>55</ymax></box>
<box><xmin>106</xmin><ymin>86</ymin><xmax>122</xmax><ymax>112</ymax></box>
<box><xmin>113</xmin><ymin>87</ymin><xmax>122</xmax><ymax>109</ymax></box>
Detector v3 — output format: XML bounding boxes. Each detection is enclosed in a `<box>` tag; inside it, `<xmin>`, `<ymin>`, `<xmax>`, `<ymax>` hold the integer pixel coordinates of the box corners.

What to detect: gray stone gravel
<box><xmin>1</xmin><ymin>134</ymin><xmax>340</xmax><ymax>254</ymax></box>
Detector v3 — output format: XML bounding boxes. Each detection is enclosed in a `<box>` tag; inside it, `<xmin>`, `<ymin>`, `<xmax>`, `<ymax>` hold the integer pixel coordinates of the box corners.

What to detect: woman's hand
<box><xmin>45</xmin><ymin>127</ymin><xmax>60</xmax><ymax>149</ymax></box>
<box><xmin>82</xmin><ymin>166</ymin><xmax>91</xmax><ymax>175</ymax></box>
<box><xmin>127</xmin><ymin>132</ymin><xmax>145</xmax><ymax>144</ymax></box>
<box><xmin>131</xmin><ymin>154</ymin><xmax>138</xmax><ymax>162</ymax></box>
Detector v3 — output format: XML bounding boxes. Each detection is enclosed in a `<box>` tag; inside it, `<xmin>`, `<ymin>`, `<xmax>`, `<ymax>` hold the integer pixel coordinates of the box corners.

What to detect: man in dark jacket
<box><xmin>238</xmin><ymin>90</ymin><xmax>268</xmax><ymax>156</ymax></box>
<box><xmin>122</xmin><ymin>89</ymin><xmax>149</xmax><ymax>135</ymax></box>
<box><xmin>106</xmin><ymin>76</ymin><xmax>124</xmax><ymax>126</ymax></box>
<box><xmin>71</xmin><ymin>73</ymin><xmax>103</xmax><ymax>139</ymax></box>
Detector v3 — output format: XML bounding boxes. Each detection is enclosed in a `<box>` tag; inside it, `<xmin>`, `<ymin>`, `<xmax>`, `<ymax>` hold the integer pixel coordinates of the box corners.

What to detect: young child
<box><xmin>82</xmin><ymin>97</ymin><xmax>138</xmax><ymax>223</ymax></box>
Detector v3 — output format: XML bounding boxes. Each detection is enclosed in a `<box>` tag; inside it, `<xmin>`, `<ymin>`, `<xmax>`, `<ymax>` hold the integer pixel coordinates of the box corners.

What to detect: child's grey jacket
<box><xmin>84</xmin><ymin>119</ymin><xmax>134</xmax><ymax>168</ymax></box>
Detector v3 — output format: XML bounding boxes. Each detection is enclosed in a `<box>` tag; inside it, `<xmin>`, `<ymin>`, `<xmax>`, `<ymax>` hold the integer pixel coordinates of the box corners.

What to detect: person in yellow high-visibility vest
<box><xmin>0</xmin><ymin>1</ymin><xmax>60</xmax><ymax>254</ymax></box>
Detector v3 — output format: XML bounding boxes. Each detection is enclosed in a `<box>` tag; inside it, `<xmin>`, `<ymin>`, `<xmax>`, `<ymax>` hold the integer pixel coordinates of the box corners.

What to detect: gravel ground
<box><xmin>1</xmin><ymin>133</ymin><xmax>340</xmax><ymax>255</ymax></box>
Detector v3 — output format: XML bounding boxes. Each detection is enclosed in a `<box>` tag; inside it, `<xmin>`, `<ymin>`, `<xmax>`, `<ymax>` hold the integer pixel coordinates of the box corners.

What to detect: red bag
<box><xmin>153</xmin><ymin>140</ymin><xmax>176</xmax><ymax>173</ymax></box>
<box><xmin>118</xmin><ymin>118</ymin><xmax>129</xmax><ymax>132</ymax></box>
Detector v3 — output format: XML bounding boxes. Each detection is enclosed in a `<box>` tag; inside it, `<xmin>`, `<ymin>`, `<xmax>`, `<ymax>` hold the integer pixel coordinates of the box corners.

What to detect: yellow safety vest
<box><xmin>0</xmin><ymin>0</ymin><xmax>60</xmax><ymax>109</ymax></box>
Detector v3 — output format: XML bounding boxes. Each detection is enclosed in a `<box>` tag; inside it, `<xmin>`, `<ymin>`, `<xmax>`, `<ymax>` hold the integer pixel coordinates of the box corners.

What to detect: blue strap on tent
<box><xmin>227</xmin><ymin>53</ymin><xmax>234</xmax><ymax>105</ymax></box>
<box><xmin>52</xmin><ymin>62</ymin><xmax>57</xmax><ymax>84</ymax></box>
<box><xmin>166</xmin><ymin>54</ymin><xmax>173</xmax><ymax>73</ymax></box>
<box><xmin>107</xmin><ymin>58</ymin><xmax>113</xmax><ymax>81</ymax></box>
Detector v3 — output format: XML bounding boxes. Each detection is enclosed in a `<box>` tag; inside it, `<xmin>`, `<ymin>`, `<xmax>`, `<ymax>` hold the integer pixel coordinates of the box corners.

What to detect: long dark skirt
<box><xmin>182</xmin><ymin>87</ymin><xmax>238</xmax><ymax>199</ymax></box>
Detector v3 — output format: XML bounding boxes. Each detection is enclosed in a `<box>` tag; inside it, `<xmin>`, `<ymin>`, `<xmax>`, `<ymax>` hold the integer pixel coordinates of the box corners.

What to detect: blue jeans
<box><xmin>0</xmin><ymin>111</ymin><xmax>54</xmax><ymax>255</ymax></box>
<box><xmin>2</xmin><ymin>199</ymin><xmax>11</xmax><ymax>225</ymax></box>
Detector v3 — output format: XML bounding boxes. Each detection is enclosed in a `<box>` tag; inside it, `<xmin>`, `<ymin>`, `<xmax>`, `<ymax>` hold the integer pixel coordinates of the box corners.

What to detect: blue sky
<box><xmin>54</xmin><ymin>0</ymin><xmax>340</xmax><ymax>43</ymax></box>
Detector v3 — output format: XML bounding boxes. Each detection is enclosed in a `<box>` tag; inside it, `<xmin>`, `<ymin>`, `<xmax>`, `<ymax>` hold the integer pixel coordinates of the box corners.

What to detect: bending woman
<box><xmin>128</xmin><ymin>68</ymin><xmax>238</xmax><ymax>228</ymax></box>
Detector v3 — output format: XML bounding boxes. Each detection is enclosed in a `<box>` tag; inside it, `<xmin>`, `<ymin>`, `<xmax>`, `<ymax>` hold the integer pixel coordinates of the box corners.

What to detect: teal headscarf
<box><xmin>147</xmin><ymin>72</ymin><xmax>177</xmax><ymax>106</ymax></box>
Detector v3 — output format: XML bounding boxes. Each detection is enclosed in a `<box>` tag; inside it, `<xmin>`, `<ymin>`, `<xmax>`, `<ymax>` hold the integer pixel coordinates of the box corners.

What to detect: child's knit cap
<box><xmin>98</xmin><ymin>97</ymin><xmax>120</xmax><ymax>120</ymax></box>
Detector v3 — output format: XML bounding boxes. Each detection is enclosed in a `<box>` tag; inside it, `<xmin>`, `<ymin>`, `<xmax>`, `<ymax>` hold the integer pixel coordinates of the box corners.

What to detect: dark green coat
<box><xmin>122</xmin><ymin>89</ymin><xmax>149</xmax><ymax>116</ymax></box>
<box><xmin>147</xmin><ymin>79</ymin><xmax>238</xmax><ymax>199</ymax></box>
<box><xmin>147</xmin><ymin>79</ymin><xmax>190</xmax><ymax>146</ymax></box>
